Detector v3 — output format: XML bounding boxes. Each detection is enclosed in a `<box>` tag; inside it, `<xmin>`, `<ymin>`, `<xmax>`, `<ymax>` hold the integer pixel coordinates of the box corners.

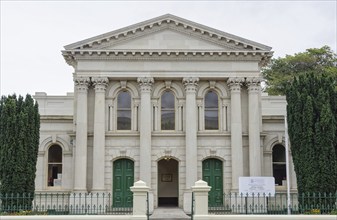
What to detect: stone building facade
<box><xmin>34</xmin><ymin>14</ymin><xmax>297</xmax><ymax>211</ymax></box>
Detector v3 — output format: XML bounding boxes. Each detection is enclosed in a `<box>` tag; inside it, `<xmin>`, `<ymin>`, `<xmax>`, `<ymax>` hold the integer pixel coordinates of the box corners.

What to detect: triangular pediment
<box><xmin>99</xmin><ymin>29</ymin><xmax>232</xmax><ymax>50</ymax></box>
<box><xmin>64</xmin><ymin>14</ymin><xmax>272</xmax><ymax>52</ymax></box>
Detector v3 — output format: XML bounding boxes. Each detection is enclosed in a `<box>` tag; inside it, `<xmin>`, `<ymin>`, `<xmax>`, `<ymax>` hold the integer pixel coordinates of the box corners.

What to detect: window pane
<box><xmin>161</xmin><ymin>110</ymin><xmax>175</xmax><ymax>130</ymax></box>
<box><xmin>117</xmin><ymin>91</ymin><xmax>131</xmax><ymax>130</ymax></box>
<box><xmin>48</xmin><ymin>164</ymin><xmax>62</xmax><ymax>186</ymax></box>
<box><xmin>118</xmin><ymin>91</ymin><xmax>131</xmax><ymax>108</ymax></box>
<box><xmin>48</xmin><ymin>145</ymin><xmax>62</xmax><ymax>162</ymax></box>
<box><xmin>273</xmin><ymin>164</ymin><xmax>286</xmax><ymax>185</ymax></box>
<box><xmin>272</xmin><ymin>145</ymin><xmax>286</xmax><ymax>162</ymax></box>
<box><xmin>161</xmin><ymin>91</ymin><xmax>175</xmax><ymax>130</ymax></box>
<box><xmin>272</xmin><ymin>144</ymin><xmax>286</xmax><ymax>185</ymax></box>
<box><xmin>205</xmin><ymin>91</ymin><xmax>219</xmax><ymax>130</ymax></box>
<box><xmin>205</xmin><ymin>91</ymin><xmax>218</xmax><ymax>108</ymax></box>
<box><xmin>161</xmin><ymin>91</ymin><xmax>174</xmax><ymax>109</ymax></box>
<box><xmin>117</xmin><ymin>110</ymin><xmax>131</xmax><ymax>130</ymax></box>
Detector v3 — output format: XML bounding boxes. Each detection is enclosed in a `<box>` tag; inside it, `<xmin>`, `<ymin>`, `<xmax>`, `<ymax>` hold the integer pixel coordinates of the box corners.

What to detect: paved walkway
<box><xmin>150</xmin><ymin>207</ymin><xmax>191</xmax><ymax>220</ymax></box>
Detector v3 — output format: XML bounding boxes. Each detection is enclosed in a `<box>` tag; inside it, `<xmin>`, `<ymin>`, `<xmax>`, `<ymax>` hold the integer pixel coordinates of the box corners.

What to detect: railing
<box><xmin>0</xmin><ymin>193</ymin><xmax>132</xmax><ymax>215</ymax></box>
<box><xmin>146</xmin><ymin>192</ymin><xmax>149</xmax><ymax>220</ymax></box>
<box><xmin>191</xmin><ymin>192</ymin><xmax>194</xmax><ymax>220</ymax></box>
<box><xmin>209</xmin><ymin>192</ymin><xmax>337</xmax><ymax>215</ymax></box>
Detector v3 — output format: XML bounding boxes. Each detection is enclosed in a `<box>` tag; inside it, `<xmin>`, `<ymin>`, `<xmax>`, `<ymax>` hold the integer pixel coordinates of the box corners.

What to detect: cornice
<box><xmin>62</xmin><ymin>50</ymin><xmax>272</xmax><ymax>64</ymax></box>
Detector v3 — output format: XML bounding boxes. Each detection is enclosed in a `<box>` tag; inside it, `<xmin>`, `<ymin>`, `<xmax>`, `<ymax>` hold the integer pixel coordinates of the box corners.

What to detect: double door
<box><xmin>113</xmin><ymin>159</ymin><xmax>134</xmax><ymax>207</ymax></box>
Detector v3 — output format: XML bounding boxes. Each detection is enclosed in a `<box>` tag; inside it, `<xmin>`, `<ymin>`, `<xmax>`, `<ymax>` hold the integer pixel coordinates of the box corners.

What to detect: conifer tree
<box><xmin>0</xmin><ymin>94</ymin><xmax>40</xmax><ymax>211</ymax></box>
<box><xmin>286</xmin><ymin>73</ymin><xmax>337</xmax><ymax>211</ymax></box>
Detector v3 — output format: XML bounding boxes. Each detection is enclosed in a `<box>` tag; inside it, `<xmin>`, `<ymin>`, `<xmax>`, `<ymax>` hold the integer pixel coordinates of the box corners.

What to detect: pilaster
<box><xmin>73</xmin><ymin>76</ymin><xmax>90</xmax><ymax>191</ymax></box>
<box><xmin>247</xmin><ymin>77</ymin><xmax>262</xmax><ymax>176</ymax></box>
<box><xmin>227</xmin><ymin>77</ymin><xmax>244</xmax><ymax>191</ymax></box>
<box><xmin>92</xmin><ymin>77</ymin><xmax>108</xmax><ymax>191</ymax></box>
<box><xmin>137</xmin><ymin>77</ymin><xmax>154</xmax><ymax>187</ymax></box>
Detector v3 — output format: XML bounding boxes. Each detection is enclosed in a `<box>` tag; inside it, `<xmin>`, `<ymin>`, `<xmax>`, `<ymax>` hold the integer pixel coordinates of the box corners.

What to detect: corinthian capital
<box><xmin>227</xmin><ymin>77</ymin><xmax>244</xmax><ymax>92</ymax></box>
<box><xmin>92</xmin><ymin>77</ymin><xmax>109</xmax><ymax>91</ymax></box>
<box><xmin>246</xmin><ymin>77</ymin><xmax>262</xmax><ymax>93</ymax></box>
<box><xmin>74</xmin><ymin>77</ymin><xmax>90</xmax><ymax>92</ymax></box>
<box><xmin>183</xmin><ymin>77</ymin><xmax>199</xmax><ymax>92</ymax></box>
<box><xmin>137</xmin><ymin>77</ymin><xmax>154</xmax><ymax>92</ymax></box>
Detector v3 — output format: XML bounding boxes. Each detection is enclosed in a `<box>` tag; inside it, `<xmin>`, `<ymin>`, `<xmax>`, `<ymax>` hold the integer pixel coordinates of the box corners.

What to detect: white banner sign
<box><xmin>239</xmin><ymin>177</ymin><xmax>275</xmax><ymax>197</ymax></box>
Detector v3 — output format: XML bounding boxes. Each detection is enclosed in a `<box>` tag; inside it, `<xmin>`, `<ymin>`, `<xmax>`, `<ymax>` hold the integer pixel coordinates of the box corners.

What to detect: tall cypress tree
<box><xmin>0</xmin><ymin>95</ymin><xmax>40</xmax><ymax>211</ymax></box>
<box><xmin>286</xmin><ymin>73</ymin><xmax>337</xmax><ymax>211</ymax></box>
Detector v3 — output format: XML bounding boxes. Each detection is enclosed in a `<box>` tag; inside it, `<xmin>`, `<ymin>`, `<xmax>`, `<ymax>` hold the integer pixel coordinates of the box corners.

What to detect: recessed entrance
<box><xmin>158</xmin><ymin>158</ymin><xmax>178</xmax><ymax>207</ymax></box>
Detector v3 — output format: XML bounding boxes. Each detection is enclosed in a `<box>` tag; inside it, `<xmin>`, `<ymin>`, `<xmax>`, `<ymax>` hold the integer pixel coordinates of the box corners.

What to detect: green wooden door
<box><xmin>113</xmin><ymin>159</ymin><xmax>134</xmax><ymax>207</ymax></box>
<box><xmin>202</xmin><ymin>158</ymin><xmax>223</xmax><ymax>206</ymax></box>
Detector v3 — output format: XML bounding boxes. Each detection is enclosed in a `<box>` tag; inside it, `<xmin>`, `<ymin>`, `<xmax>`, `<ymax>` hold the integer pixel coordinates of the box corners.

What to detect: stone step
<box><xmin>149</xmin><ymin>207</ymin><xmax>191</xmax><ymax>220</ymax></box>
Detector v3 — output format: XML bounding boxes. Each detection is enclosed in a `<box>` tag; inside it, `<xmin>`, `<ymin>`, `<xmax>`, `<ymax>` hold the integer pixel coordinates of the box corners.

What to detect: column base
<box><xmin>183</xmin><ymin>190</ymin><xmax>193</xmax><ymax>214</ymax></box>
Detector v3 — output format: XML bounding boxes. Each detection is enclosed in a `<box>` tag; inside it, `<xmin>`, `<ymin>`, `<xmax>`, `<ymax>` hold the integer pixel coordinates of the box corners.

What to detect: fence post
<box><xmin>191</xmin><ymin>180</ymin><xmax>211</xmax><ymax>217</ymax></box>
<box><xmin>130</xmin><ymin>180</ymin><xmax>150</xmax><ymax>219</ymax></box>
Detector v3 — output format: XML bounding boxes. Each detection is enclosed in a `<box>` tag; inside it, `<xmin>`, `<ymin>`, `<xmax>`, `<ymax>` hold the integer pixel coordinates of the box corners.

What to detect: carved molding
<box><xmin>92</xmin><ymin>77</ymin><xmax>109</xmax><ymax>91</ymax></box>
<box><xmin>183</xmin><ymin>77</ymin><xmax>199</xmax><ymax>92</ymax></box>
<box><xmin>137</xmin><ymin>77</ymin><xmax>154</xmax><ymax>92</ymax></box>
<box><xmin>74</xmin><ymin>77</ymin><xmax>90</xmax><ymax>92</ymax></box>
<box><xmin>227</xmin><ymin>77</ymin><xmax>244</xmax><ymax>92</ymax></box>
<box><xmin>246</xmin><ymin>77</ymin><xmax>262</xmax><ymax>93</ymax></box>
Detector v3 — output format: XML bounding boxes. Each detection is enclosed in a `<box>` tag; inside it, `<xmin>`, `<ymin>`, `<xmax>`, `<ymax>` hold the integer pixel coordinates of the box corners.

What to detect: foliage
<box><xmin>262</xmin><ymin>45</ymin><xmax>337</xmax><ymax>95</ymax></box>
<box><xmin>286</xmin><ymin>73</ymin><xmax>337</xmax><ymax>209</ymax></box>
<box><xmin>0</xmin><ymin>94</ymin><xmax>40</xmax><ymax>211</ymax></box>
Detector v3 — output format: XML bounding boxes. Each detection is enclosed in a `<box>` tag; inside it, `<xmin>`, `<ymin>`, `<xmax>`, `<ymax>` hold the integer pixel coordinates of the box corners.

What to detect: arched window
<box><xmin>161</xmin><ymin>91</ymin><xmax>175</xmax><ymax>130</ymax></box>
<box><xmin>48</xmin><ymin>145</ymin><xmax>62</xmax><ymax>187</ymax></box>
<box><xmin>205</xmin><ymin>91</ymin><xmax>219</xmax><ymax>130</ymax></box>
<box><xmin>272</xmin><ymin>144</ymin><xmax>286</xmax><ymax>186</ymax></box>
<box><xmin>117</xmin><ymin>91</ymin><xmax>131</xmax><ymax>130</ymax></box>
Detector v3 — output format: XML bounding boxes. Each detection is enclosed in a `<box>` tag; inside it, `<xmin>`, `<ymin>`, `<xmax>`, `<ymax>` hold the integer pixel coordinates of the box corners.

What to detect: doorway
<box><xmin>113</xmin><ymin>159</ymin><xmax>134</xmax><ymax>207</ymax></box>
<box><xmin>202</xmin><ymin>158</ymin><xmax>223</xmax><ymax>206</ymax></box>
<box><xmin>158</xmin><ymin>159</ymin><xmax>178</xmax><ymax>206</ymax></box>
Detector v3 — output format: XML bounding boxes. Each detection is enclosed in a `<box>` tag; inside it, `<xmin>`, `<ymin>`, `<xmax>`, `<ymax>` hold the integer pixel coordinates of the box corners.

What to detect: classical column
<box><xmin>137</xmin><ymin>77</ymin><xmax>154</xmax><ymax>186</ymax></box>
<box><xmin>247</xmin><ymin>77</ymin><xmax>262</xmax><ymax>176</ymax></box>
<box><xmin>183</xmin><ymin>77</ymin><xmax>199</xmax><ymax>188</ymax></box>
<box><xmin>227</xmin><ymin>77</ymin><xmax>244</xmax><ymax>190</ymax></box>
<box><xmin>92</xmin><ymin>77</ymin><xmax>108</xmax><ymax>191</ymax></box>
<box><xmin>73</xmin><ymin>76</ymin><xmax>90</xmax><ymax>191</ymax></box>
<box><xmin>182</xmin><ymin>77</ymin><xmax>199</xmax><ymax>213</ymax></box>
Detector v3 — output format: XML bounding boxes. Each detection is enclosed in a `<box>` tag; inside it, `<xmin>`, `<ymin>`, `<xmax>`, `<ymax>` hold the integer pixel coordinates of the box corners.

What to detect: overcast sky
<box><xmin>1</xmin><ymin>1</ymin><xmax>336</xmax><ymax>96</ymax></box>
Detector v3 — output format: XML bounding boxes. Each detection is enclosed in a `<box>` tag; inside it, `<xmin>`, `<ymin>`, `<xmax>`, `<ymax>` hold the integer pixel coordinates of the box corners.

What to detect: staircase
<box><xmin>150</xmin><ymin>207</ymin><xmax>191</xmax><ymax>220</ymax></box>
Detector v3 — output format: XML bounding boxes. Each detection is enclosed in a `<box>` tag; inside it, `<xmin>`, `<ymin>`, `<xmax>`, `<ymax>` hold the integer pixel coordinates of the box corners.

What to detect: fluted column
<box><xmin>247</xmin><ymin>77</ymin><xmax>262</xmax><ymax>176</ymax></box>
<box><xmin>137</xmin><ymin>77</ymin><xmax>154</xmax><ymax>186</ymax></box>
<box><xmin>183</xmin><ymin>77</ymin><xmax>199</xmax><ymax>188</ymax></box>
<box><xmin>227</xmin><ymin>77</ymin><xmax>244</xmax><ymax>190</ymax></box>
<box><xmin>74</xmin><ymin>77</ymin><xmax>90</xmax><ymax>191</ymax></box>
<box><xmin>92</xmin><ymin>77</ymin><xmax>108</xmax><ymax>191</ymax></box>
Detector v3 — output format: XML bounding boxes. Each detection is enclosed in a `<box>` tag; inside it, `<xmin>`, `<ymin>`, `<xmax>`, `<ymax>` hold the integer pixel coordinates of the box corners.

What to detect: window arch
<box><xmin>47</xmin><ymin>145</ymin><xmax>62</xmax><ymax>187</ymax></box>
<box><xmin>161</xmin><ymin>91</ymin><xmax>175</xmax><ymax>130</ymax></box>
<box><xmin>272</xmin><ymin>144</ymin><xmax>286</xmax><ymax>186</ymax></box>
<box><xmin>204</xmin><ymin>91</ymin><xmax>219</xmax><ymax>130</ymax></box>
<box><xmin>117</xmin><ymin>91</ymin><xmax>132</xmax><ymax>130</ymax></box>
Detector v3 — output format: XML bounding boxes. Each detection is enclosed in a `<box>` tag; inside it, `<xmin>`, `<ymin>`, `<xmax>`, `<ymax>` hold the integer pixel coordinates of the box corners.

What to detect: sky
<box><xmin>1</xmin><ymin>0</ymin><xmax>336</xmax><ymax>96</ymax></box>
